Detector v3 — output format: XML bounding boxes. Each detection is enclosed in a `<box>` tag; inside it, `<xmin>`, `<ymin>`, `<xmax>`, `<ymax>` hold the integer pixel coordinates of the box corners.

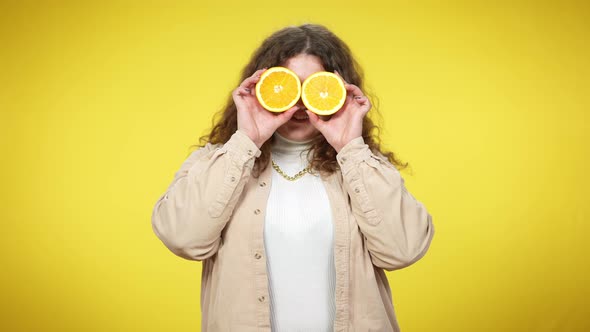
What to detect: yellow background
<box><xmin>1</xmin><ymin>1</ymin><xmax>588</xmax><ymax>331</ymax></box>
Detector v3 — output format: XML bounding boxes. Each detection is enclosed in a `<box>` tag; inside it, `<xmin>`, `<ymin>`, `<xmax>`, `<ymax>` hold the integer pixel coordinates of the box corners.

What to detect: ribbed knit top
<box><xmin>263</xmin><ymin>131</ymin><xmax>336</xmax><ymax>331</ymax></box>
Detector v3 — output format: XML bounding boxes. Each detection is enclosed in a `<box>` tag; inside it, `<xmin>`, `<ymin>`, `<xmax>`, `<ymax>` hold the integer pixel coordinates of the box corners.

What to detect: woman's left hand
<box><xmin>305</xmin><ymin>71</ymin><xmax>371</xmax><ymax>153</ymax></box>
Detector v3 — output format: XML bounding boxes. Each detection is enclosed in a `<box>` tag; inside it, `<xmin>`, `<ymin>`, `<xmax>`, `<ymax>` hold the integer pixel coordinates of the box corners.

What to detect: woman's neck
<box><xmin>271</xmin><ymin>132</ymin><xmax>316</xmax><ymax>154</ymax></box>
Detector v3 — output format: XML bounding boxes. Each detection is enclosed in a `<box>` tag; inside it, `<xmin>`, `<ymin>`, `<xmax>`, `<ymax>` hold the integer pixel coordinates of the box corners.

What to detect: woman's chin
<box><xmin>276</xmin><ymin>127</ymin><xmax>319</xmax><ymax>142</ymax></box>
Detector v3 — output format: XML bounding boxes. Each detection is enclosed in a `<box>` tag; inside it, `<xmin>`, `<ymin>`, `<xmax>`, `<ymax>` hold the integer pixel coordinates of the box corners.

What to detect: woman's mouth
<box><xmin>292</xmin><ymin>111</ymin><xmax>309</xmax><ymax>122</ymax></box>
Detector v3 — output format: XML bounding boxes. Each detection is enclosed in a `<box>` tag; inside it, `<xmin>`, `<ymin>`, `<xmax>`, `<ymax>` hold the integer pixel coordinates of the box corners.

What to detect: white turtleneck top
<box><xmin>264</xmin><ymin>131</ymin><xmax>336</xmax><ymax>332</ymax></box>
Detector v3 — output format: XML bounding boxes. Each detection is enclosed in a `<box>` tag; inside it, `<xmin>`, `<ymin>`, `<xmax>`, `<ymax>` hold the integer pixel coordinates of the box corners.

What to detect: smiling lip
<box><xmin>292</xmin><ymin>111</ymin><xmax>309</xmax><ymax>121</ymax></box>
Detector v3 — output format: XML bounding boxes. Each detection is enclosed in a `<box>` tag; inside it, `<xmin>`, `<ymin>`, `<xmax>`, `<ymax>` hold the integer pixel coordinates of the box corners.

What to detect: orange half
<box><xmin>255</xmin><ymin>67</ymin><xmax>301</xmax><ymax>112</ymax></box>
<box><xmin>301</xmin><ymin>71</ymin><xmax>346</xmax><ymax>116</ymax></box>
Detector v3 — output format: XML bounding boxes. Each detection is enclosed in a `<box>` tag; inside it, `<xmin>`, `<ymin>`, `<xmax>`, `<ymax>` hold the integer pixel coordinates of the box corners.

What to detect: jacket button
<box><xmin>254</xmin><ymin>252</ymin><xmax>262</xmax><ymax>259</ymax></box>
<box><xmin>230</xmin><ymin>176</ymin><xmax>236</xmax><ymax>182</ymax></box>
<box><xmin>354</xmin><ymin>187</ymin><xmax>360</xmax><ymax>193</ymax></box>
<box><xmin>254</xmin><ymin>209</ymin><xmax>261</xmax><ymax>215</ymax></box>
<box><xmin>259</xmin><ymin>182</ymin><xmax>266</xmax><ymax>187</ymax></box>
<box><xmin>341</xmin><ymin>157</ymin><xmax>347</xmax><ymax>163</ymax></box>
<box><xmin>258</xmin><ymin>296</ymin><xmax>265</xmax><ymax>302</ymax></box>
<box><xmin>247</xmin><ymin>149</ymin><xmax>253</xmax><ymax>156</ymax></box>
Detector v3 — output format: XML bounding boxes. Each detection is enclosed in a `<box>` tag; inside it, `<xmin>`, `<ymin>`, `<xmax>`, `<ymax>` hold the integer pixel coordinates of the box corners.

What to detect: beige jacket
<box><xmin>151</xmin><ymin>130</ymin><xmax>435</xmax><ymax>332</ymax></box>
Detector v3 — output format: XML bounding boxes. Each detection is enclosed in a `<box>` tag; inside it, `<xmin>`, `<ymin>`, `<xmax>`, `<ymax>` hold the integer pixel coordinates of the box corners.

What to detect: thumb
<box><xmin>277</xmin><ymin>105</ymin><xmax>299</xmax><ymax>124</ymax></box>
<box><xmin>306</xmin><ymin>110</ymin><xmax>324</xmax><ymax>130</ymax></box>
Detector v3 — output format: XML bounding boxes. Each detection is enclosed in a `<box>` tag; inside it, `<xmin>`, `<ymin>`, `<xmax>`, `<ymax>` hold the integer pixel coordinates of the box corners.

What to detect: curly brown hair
<box><xmin>191</xmin><ymin>23</ymin><xmax>408</xmax><ymax>178</ymax></box>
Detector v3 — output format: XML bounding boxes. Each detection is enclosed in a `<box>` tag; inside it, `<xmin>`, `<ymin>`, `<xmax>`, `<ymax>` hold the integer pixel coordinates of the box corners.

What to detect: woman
<box><xmin>151</xmin><ymin>23</ymin><xmax>435</xmax><ymax>332</ymax></box>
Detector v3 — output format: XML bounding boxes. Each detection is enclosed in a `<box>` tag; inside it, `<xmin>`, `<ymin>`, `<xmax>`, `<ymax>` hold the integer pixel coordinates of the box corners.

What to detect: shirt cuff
<box><xmin>336</xmin><ymin>136</ymin><xmax>373</xmax><ymax>175</ymax></box>
<box><xmin>223</xmin><ymin>130</ymin><xmax>262</xmax><ymax>165</ymax></box>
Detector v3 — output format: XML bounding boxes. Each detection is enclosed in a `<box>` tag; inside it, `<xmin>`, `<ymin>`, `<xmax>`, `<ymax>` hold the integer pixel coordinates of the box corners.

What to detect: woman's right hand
<box><xmin>233</xmin><ymin>68</ymin><xmax>299</xmax><ymax>148</ymax></box>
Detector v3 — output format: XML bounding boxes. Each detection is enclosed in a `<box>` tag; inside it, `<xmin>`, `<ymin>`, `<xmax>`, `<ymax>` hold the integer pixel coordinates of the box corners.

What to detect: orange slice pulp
<box><xmin>301</xmin><ymin>71</ymin><xmax>346</xmax><ymax>116</ymax></box>
<box><xmin>255</xmin><ymin>67</ymin><xmax>301</xmax><ymax>112</ymax></box>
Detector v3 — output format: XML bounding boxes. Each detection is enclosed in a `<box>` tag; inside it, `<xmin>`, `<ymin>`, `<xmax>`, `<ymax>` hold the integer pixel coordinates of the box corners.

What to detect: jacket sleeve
<box><xmin>151</xmin><ymin>130</ymin><xmax>261</xmax><ymax>261</ymax></box>
<box><xmin>336</xmin><ymin>136</ymin><xmax>435</xmax><ymax>271</ymax></box>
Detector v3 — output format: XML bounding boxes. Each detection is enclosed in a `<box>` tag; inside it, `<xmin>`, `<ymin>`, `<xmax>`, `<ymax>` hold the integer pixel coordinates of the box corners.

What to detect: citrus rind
<box><xmin>301</xmin><ymin>71</ymin><xmax>347</xmax><ymax>116</ymax></box>
<box><xmin>255</xmin><ymin>67</ymin><xmax>302</xmax><ymax>112</ymax></box>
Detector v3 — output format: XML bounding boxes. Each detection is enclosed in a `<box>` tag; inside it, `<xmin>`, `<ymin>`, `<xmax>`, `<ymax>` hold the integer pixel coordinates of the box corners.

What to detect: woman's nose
<box><xmin>296</xmin><ymin>98</ymin><xmax>305</xmax><ymax>108</ymax></box>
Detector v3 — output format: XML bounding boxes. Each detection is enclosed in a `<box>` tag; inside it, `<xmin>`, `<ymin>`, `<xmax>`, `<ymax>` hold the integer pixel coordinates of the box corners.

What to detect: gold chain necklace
<box><xmin>271</xmin><ymin>159</ymin><xmax>311</xmax><ymax>181</ymax></box>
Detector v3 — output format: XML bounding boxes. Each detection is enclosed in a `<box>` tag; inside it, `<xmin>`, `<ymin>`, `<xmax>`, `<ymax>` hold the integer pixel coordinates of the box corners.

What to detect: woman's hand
<box><xmin>233</xmin><ymin>68</ymin><xmax>299</xmax><ymax>148</ymax></box>
<box><xmin>305</xmin><ymin>71</ymin><xmax>371</xmax><ymax>153</ymax></box>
